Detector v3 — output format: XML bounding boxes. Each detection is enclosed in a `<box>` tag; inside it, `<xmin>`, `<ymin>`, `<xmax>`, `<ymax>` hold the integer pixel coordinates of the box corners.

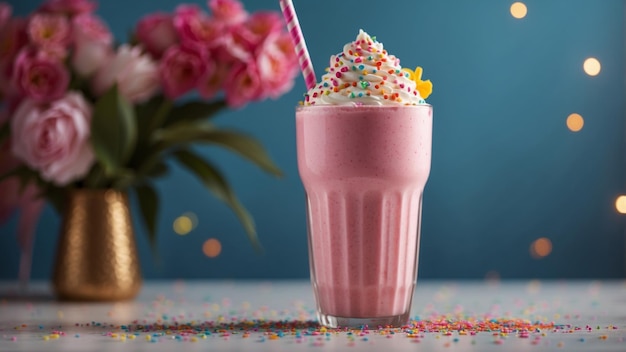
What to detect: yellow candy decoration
<box><xmin>402</xmin><ymin>66</ymin><xmax>433</xmax><ymax>100</ymax></box>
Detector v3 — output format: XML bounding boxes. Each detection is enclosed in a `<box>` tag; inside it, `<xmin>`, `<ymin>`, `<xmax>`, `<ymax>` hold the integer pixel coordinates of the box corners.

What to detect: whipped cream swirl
<box><xmin>304</xmin><ymin>30</ymin><xmax>428</xmax><ymax>106</ymax></box>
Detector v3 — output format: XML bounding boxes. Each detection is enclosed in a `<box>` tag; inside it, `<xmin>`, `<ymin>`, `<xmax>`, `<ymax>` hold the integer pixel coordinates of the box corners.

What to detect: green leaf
<box><xmin>134</xmin><ymin>183</ymin><xmax>159</xmax><ymax>250</ymax></box>
<box><xmin>147</xmin><ymin>99</ymin><xmax>173</xmax><ymax>132</ymax></box>
<box><xmin>134</xmin><ymin>97</ymin><xmax>169</xmax><ymax>140</ymax></box>
<box><xmin>201</xmin><ymin>130</ymin><xmax>282</xmax><ymax>177</ymax></box>
<box><xmin>172</xmin><ymin>149</ymin><xmax>263</xmax><ymax>252</ymax></box>
<box><xmin>155</xmin><ymin>124</ymin><xmax>282</xmax><ymax>177</ymax></box>
<box><xmin>90</xmin><ymin>85</ymin><xmax>137</xmax><ymax>176</ymax></box>
<box><xmin>164</xmin><ymin>100</ymin><xmax>227</xmax><ymax>127</ymax></box>
<box><xmin>128</xmin><ymin>97</ymin><xmax>172</xmax><ymax>173</ymax></box>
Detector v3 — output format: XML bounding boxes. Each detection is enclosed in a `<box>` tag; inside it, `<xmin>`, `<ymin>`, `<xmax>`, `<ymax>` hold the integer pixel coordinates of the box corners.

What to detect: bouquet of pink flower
<box><xmin>0</xmin><ymin>0</ymin><xmax>298</xmax><ymax>248</ymax></box>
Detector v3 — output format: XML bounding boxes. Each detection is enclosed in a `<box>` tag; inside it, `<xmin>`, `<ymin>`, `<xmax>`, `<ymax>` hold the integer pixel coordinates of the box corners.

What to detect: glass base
<box><xmin>317</xmin><ymin>312</ymin><xmax>410</xmax><ymax>329</ymax></box>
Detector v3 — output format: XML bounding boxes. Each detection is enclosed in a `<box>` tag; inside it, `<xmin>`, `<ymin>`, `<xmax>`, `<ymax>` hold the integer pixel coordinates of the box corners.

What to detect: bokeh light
<box><xmin>203</xmin><ymin>238</ymin><xmax>222</xmax><ymax>258</ymax></box>
<box><xmin>530</xmin><ymin>237</ymin><xmax>553</xmax><ymax>259</ymax></box>
<box><xmin>510</xmin><ymin>2</ymin><xmax>528</xmax><ymax>19</ymax></box>
<box><xmin>173</xmin><ymin>216</ymin><xmax>193</xmax><ymax>235</ymax></box>
<box><xmin>615</xmin><ymin>195</ymin><xmax>626</xmax><ymax>214</ymax></box>
<box><xmin>566</xmin><ymin>113</ymin><xmax>584</xmax><ymax>132</ymax></box>
<box><xmin>583</xmin><ymin>57</ymin><xmax>601</xmax><ymax>76</ymax></box>
<box><xmin>173</xmin><ymin>212</ymin><xmax>199</xmax><ymax>235</ymax></box>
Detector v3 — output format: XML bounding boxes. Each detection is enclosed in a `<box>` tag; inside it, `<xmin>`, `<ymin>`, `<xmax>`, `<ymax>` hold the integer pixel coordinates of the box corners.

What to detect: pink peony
<box><xmin>12</xmin><ymin>48</ymin><xmax>69</xmax><ymax>103</ymax></box>
<box><xmin>39</xmin><ymin>0</ymin><xmax>97</xmax><ymax>16</ymax></box>
<box><xmin>223</xmin><ymin>61</ymin><xmax>262</xmax><ymax>108</ymax></box>
<box><xmin>71</xmin><ymin>13</ymin><xmax>113</xmax><ymax>76</ymax></box>
<box><xmin>208</xmin><ymin>0</ymin><xmax>247</xmax><ymax>25</ymax></box>
<box><xmin>197</xmin><ymin>59</ymin><xmax>224</xmax><ymax>100</ymax></box>
<box><xmin>219</xmin><ymin>26</ymin><xmax>253</xmax><ymax>62</ymax></box>
<box><xmin>256</xmin><ymin>32</ymin><xmax>298</xmax><ymax>99</ymax></box>
<box><xmin>10</xmin><ymin>92</ymin><xmax>94</xmax><ymax>186</ymax></box>
<box><xmin>159</xmin><ymin>44</ymin><xmax>206</xmax><ymax>99</ymax></box>
<box><xmin>239</xmin><ymin>12</ymin><xmax>283</xmax><ymax>48</ymax></box>
<box><xmin>135</xmin><ymin>13</ymin><xmax>178</xmax><ymax>59</ymax></box>
<box><xmin>27</xmin><ymin>13</ymin><xmax>71</xmax><ymax>49</ymax></box>
<box><xmin>173</xmin><ymin>4</ymin><xmax>223</xmax><ymax>51</ymax></box>
<box><xmin>92</xmin><ymin>44</ymin><xmax>159</xmax><ymax>103</ymax></box>
<box><xmin>221</xmin><ymin>12</ymin><xmax>283</xmax><ymax>61</ymax></box>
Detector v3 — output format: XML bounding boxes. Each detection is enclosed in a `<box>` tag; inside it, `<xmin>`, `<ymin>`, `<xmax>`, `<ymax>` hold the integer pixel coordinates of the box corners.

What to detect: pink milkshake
<box><xmin>297</xmin><ymin>105</ymin><xmax>432</xmax><ymax>327</ymax></box>
<box><xmin>295</xmin><ymin>30</ymin><xmax>434</xmax><ymax>328</ymax></box>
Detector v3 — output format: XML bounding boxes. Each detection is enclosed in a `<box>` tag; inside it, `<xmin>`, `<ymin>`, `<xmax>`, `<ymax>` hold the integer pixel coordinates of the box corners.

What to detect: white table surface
<box><xmin>0</xmin><ymin>279</ymin><xmax>625</xmax><ymax>351</ymax></box>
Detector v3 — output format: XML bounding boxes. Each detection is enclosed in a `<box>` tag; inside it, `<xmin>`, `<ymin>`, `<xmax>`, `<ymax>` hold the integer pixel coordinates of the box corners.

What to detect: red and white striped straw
<box><xmin>279</xmin><ymin>0</ymin><xmax>317</xmax><ymax>90</ymax></box>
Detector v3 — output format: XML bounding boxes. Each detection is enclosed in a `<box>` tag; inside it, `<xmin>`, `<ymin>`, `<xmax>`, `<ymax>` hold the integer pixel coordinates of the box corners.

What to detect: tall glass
<box><xmin>296</xmin><ymin>104</ymin><xmax>433</xmax><ymax>328</ymax></box>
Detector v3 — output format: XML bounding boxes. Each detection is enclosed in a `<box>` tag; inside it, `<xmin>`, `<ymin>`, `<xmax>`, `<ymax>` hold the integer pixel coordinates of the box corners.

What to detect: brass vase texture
<box><xmin>52</xmin><ymin>189</ymin><xmax>142</xmax><ymax>301</ymax></box>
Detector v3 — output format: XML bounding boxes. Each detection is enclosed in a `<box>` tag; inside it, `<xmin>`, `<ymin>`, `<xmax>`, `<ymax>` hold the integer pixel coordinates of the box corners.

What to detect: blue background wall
<box><xmin>1</xmin><ymin>0</ymin><xmax>625</xmax><ymax>280</ymax></box>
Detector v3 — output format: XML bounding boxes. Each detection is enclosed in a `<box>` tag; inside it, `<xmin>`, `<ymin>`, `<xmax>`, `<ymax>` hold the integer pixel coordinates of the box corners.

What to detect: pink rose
<box><xmin>256</xmin><ymin>32</ymin><xmax>298</xmax><ymax>99</ymax></box>
<box><xmin>39</xmin><ymin>0</ymin><xmax>97</xmax><ymax>16</ymax></box>
<box><xmin>223</xmin><ymin>61</ymin><xmax>262</xmax><ymax>108</ymax></box>
<box><xmin>136</xmin><ymin>13</ymin><xmax>178</xmax><ymax>59</ymax></box>
<box><xmin>27</xmin><ymin>13</ymin><xmax>71</xmax><ymax>50</ymax></box>
<box><xmin>71</xmin><ymin>13</ymin><xmax>113</xmax><ymax>76</ymax></box>
<box><xmin>11</xmin><ymin>92</ymin><xmax>94</xmax><ymax>186</ymax></box>
<box><xmin>208</xmin><ymin>0</ymin><xmax>247</xmax><ymax>25</ymax></box>
<box><xmin>12</xmin><ymin>48</ymin><xmax>69</xmax><ymax>103</ymax></box>
<box><xmin>92</xmin><ymin>44</ymin><xmax>159</xmax><ymax>103</ymax></box>
<box><xmin>173</xmin><ymin>4</ymin><xmax>223</xmax><ymax>51</ymax></box>
<box><xmin>159</xmin><ymin>44</ymin><xmax>206</xmax><ymax>99</ymax></box>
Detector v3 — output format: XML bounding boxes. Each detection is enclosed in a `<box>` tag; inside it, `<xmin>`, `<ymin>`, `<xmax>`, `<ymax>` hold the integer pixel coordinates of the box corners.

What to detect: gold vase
<box><xmin>52</xmin><ymin>189</ymin><xmax>142</xmax><ymax>301</ymax></box>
